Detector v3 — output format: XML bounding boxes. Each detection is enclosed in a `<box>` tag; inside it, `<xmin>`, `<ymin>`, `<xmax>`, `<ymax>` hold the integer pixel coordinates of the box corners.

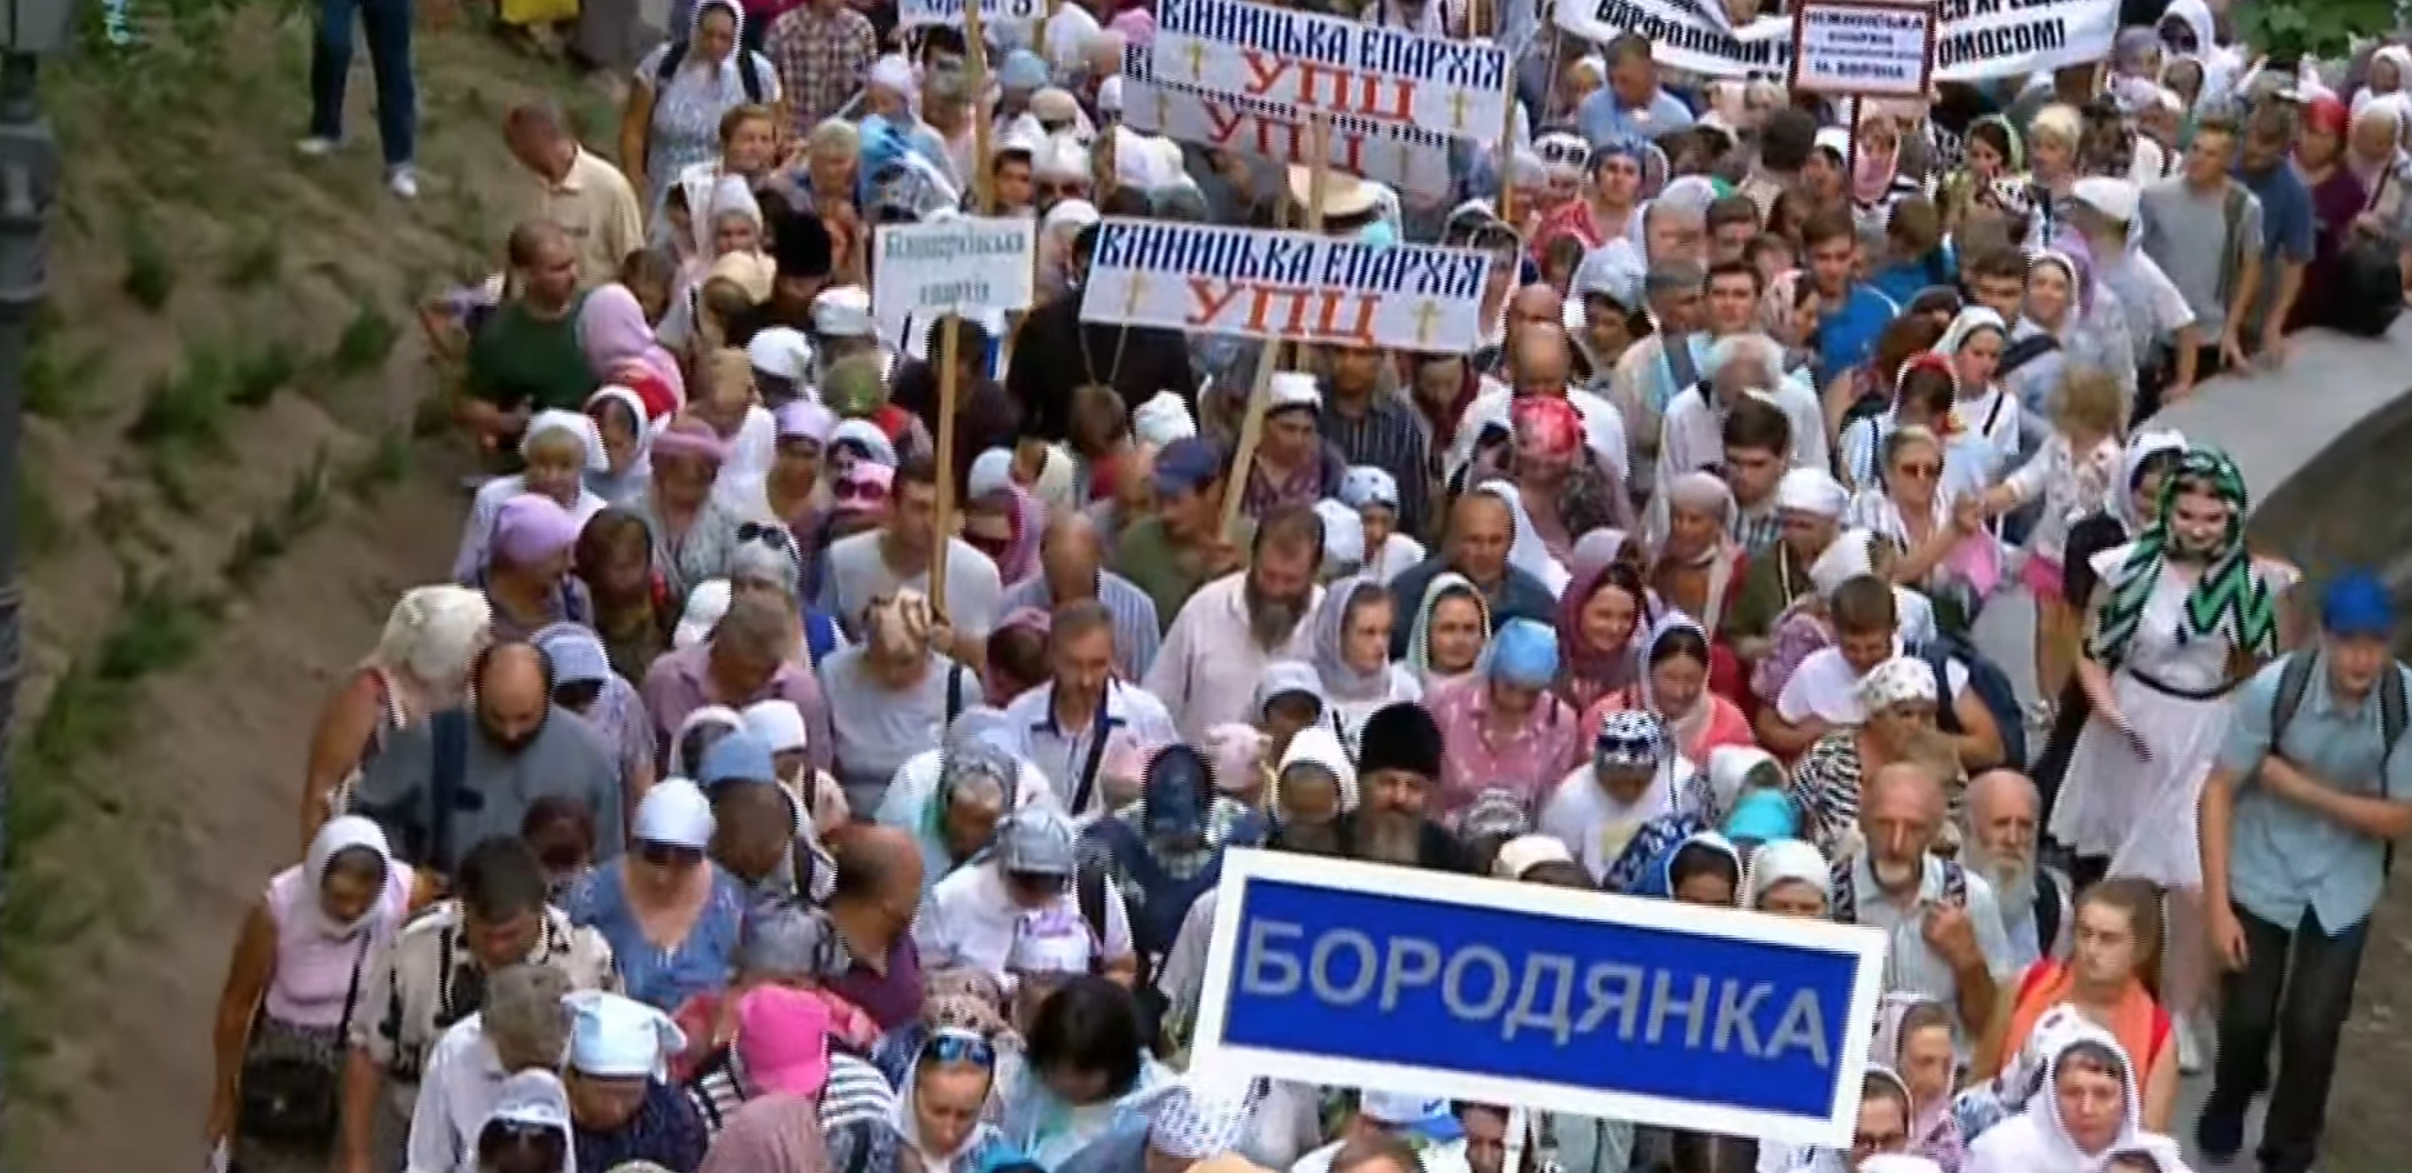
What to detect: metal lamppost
<box><xmin>0</xmin><ymin>0</ymin><xmax>83</xmax><ymax>1144</ymax></box>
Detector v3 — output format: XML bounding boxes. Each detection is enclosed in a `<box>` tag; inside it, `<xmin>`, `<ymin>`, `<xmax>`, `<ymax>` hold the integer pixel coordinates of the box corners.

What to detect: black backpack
<box><xmin>1912</xmin><ymin>634</ymin><xmax>2028</xmax><ymax>771</ymax></box>
<box><xmin>657</xmin><ymin>40</ymin><xmax>768</xmax><ymax>105</ymax></box>
<box><xmin>1995</xmin><ymin>333</ymin><xmax>2061</xmax><ymax>379</ymax></box>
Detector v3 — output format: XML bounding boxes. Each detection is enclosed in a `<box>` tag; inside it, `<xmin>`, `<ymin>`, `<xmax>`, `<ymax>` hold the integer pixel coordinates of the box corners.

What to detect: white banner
<box><xmin>1078</xmin><ymin>219</ymin><xmax>1495</xmax><ymax>352</ymax></box>
<box><xmin>871</xmin><ymin>217</ymin><xmax>1038</xmax><ymax>331</ymax></box>
<box><xmin>1121</xmin><ymin>44</ymin><xmax>1458</xmax><ymax>198</ymax></box>
<box><xmin>896</xmin><ymin>0</ymin><xmax>1041</xmax><ymax>27</ymax></box>
<box><xmin>1152</xmin><ymin>0</ymin><xmax>1510</xmax><ymax>139</ymax></box>
<box><xmin>1555</xmin><ymin>0</ymin><xmax>2116</xmax><ymax>83</ymax></box>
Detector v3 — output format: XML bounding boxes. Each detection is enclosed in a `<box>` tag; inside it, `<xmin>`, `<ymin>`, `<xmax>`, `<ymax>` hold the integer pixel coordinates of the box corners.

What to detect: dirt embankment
<box><xmin>9</xmin><ymin>10</ymin><xmax>618</xmax><ymax>1166</ymax></box>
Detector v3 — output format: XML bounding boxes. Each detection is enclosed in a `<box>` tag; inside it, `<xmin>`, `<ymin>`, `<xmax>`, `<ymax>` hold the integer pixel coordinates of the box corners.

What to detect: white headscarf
<box><xmin>1472</xmin><ymin>480</ymin><xmax>1571</xmax><ymax>595</ymax></box>
<box><xmin>521</xmin><ymin>410</ymin><xmax>609</xmax><ymax>472</ymax></box>
<box><xmin>1741</xmin><ymin>837</ymin><xmax>1830</xmax><ymax>910</ymax></box>
<box><xmin>297</xmin><ymin>816</ymin><xmax>401</xmax><ymax>939</ymax></box>
<box><xmin>1858</xmin><ymin>655</ymin><xmax>1938</xmax><ymax>710</ymax></box>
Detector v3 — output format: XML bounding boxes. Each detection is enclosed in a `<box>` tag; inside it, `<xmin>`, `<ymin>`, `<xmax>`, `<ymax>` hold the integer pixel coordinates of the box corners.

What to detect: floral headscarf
<box><xmin>2089</xmin><ymin>446</ymin><xmax>2275</xmax><ymax>668</ymax></box>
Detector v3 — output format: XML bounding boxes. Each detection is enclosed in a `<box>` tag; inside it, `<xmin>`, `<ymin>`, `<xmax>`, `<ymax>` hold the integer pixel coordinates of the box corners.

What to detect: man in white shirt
<box><xmin>1005</xmin><ymin>601</ymin><xmax>1179</xmax><ymax>817</ymax></box>
<box><xmin>1449</xmin><ymin>324</ymin><xmax>1631</xmax><ymax>489</ymax></box>
<box><xmin>1290</xmin><ymin>1091</ymin><xmax>1474</xmax><ymax>1173</ymax></box>
<box><xmin>1144</xmin><ymin>505</ymin><xmax>1327</xmax><ymax>743</ymax></box>
<box><xmin>914</xmin><ymin>807</ymin><xmax>1140</xmax><ymax>988</ymax></box>
<box><xmin>403</xmin><ymin>964</ymin><xmax>572</xmax><ymax>1173</ymax></box>
<box><xmin>1761</xmin><ymin>576</ymin><xmax>1975</xmax><ymax>760</ymax></box>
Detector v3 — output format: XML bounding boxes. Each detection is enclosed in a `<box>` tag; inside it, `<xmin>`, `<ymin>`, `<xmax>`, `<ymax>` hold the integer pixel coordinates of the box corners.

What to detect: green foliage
<box><xmin>328</xmin><ymin>304</ymin><xmax>400</xmax><ymax>378</ymax></box>
<box><xmin>128</xmin><ymin>352</ymin><xmax>234</xmax><ymax>454</ymax></box>
<box><xmin>344</xmin><ymin>429</ymin><xmax>415</xmax><ymax>499</ymax></box>
<box><xmin>219</xmin><ymin>231</ymin><xmax>284</xmax><ymax>291</ymax></box>
<box><xmin>2233</xmin><ymin>0</ymin><xmax>2398</xmax><ymax>62</ymax></box>
<box><xmin>231</xmin><ymin>340</ymin><xmax>303</xmax><ymax>408</ymax></box>
<box><xmin>24</xmin><ymin>334</ymin><xmax>105</xmax><ymax>422</ymax></box>
<box><xmin>119</xmin><ymin>218</ymin><xmax>174</xmax><ymax>312</ymax></box>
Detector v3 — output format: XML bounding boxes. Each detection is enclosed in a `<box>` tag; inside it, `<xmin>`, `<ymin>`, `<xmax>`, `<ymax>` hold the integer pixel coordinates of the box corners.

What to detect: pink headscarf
<box><xmin>492</xmin><ymin>494</ymin><xmax>581</xmax><ymax>566</ymax></box>
<box><xmin>979</xmin><ymin>487</ymin><xmax>1047</xmax><ymax>586</ymax></box>
<box><xmin>696</xmin><ymin>1093</ymin><xmax>832</xmax><ymax>1173</ymax></box>
<box><xmin>577</xmin><ymin>284</ymin><xmax>687</xmax><ymax>411</ymax></box>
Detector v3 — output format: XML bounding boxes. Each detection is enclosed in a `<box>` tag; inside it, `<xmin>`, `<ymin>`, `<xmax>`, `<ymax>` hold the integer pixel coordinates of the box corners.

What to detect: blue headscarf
<box><xmin>1482</xmin><ymin>617</ymin><xmax>1560</xmax><ymax>689</ymax></box>
<box><xmin>1629</xmin><ymin>830</ymin><xmax>1744</xmax><ymax>902</ymax></box>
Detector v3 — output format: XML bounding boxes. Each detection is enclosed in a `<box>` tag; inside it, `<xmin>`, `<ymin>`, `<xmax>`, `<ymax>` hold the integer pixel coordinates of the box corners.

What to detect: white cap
<box><xmin>1360</xmin><ymin>1090</ymin><xmax>1450</xmax><ymax>1126</ymax></box>
<box><xmin>633</xmin><ymin>779</ymin><xmax>716</xmax><ymax>848</ymax></box>
<box><xmin>741</xmin><ymin>699</ymin><xmax>810</xmax><ymax>754</ymax></box>
<box><xmin>1314</xmin><ymin>499</ymin><xmax>1364</xmax><ymax>568</ymax></box>
<box><xmin>1097</xmin><ymin>74</ymin><xmax>1124</xmax><ymax>114</ymax></box>
<box><xmin>746</xmin><ymin>326</ymin><xmax>815</xmax><ymax>383</ymax></box>
<box><xmin>995</xmin><ymin>120</ymin><xmax>1046</xmax><ymax>161</ymax></box>
<box><xmin>1035</xmin><ymin>133</ymin><xmax>1090</xmax><ymax>183</ymax></box>
<box><xmin>1267</xmin><ymin>371</ymin><xmax>1321</xmax><ymax>411</ymax></box>
<box><xmin>869</xmin><ymin>54</ymin><xmax>915</xmax><ymax>96</ymax></box>
<box><xmin>2071</xmin><ymin>175</ymin><xmax>2140</xmax><ymax>225</ymax></box>
<box><xmin>1132</xmin><ymin>391</ymin><xmax>1196</xmax><ymax>447</ymax></box>
<box><xmin>674</xmin><ymin>579</ymin><xmax>734</xmax><ymax>649</ymax></box>
<box><xmin>811</xmin><ymin>285</ymin><xmax>875</xmax><ymax>338</ymax></box>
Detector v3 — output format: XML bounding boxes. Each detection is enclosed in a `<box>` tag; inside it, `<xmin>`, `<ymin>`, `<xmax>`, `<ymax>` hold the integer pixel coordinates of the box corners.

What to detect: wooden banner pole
<box><xmin>1220</xmin><ymin>117</ymin><xmax>1330</xmax><ymax>535</ymax></box>
<box><xmin>965</xmin><ymin>0</ymin><xmax>996</xmax><ymax>216</ymax></box>
<box><xmin>932</xmin><ymin>317</ymin><xmax>961</xmax><ymax>614</ymax></box>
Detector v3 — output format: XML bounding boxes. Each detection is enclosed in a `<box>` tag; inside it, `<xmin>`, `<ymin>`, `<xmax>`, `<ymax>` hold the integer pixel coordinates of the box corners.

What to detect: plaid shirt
<box><xmin>765</xmin><ymin>3</ymin><xmax>876</xmax><ymax>128</ymax></box>
<box><xmin>1732</xmin><ymin>501</ymin><xmax>1783</xmax><ymax>559</ymax></box>
<box><xmin>1318</xmin><ymin>389</ymin><xmax>1432</xmax><ymax>540</ymax></box>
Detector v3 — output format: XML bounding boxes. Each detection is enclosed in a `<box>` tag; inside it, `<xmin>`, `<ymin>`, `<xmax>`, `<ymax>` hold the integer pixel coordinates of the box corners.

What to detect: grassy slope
<box><xmin>5</xmin><ymin>5</ymin><xmax>619</xmax><ymax>1163</ymax></box>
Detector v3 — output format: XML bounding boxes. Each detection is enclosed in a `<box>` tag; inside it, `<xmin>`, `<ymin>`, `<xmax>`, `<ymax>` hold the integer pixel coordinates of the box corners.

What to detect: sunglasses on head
<box><xmin>639</xmin><ymin>840</ymin><xmax>705</xmax><ymax>867</ymax></box>
<box><xmin>921</xmin><ymin>1030</ymin><xmax>999</xmax><ymax>1068</ymax></box>
<box><xmin>737</xmin><ymin>520</ymin><xmax>799</xmax><ymax>552</ymax></box>
<box><xmin>1536</xmin><ymin>138</ymin><xmax>1591</xmax><ymax>171</ymax></box>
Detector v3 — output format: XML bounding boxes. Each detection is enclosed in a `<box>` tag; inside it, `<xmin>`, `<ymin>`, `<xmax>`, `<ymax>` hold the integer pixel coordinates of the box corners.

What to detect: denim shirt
<box><xmin>1574</xmin><ymin>87</ymin><xmax>1695</xmax><ymax>149</ymax></box>
<box><xmin>2215</xmin><ymin>655</ymin><xmax>2412</xmax><ymax>935</ymax></box>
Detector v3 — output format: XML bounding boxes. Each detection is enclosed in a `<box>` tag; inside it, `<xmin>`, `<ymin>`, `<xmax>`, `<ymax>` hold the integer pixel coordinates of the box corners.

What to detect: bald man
<box><xmin>1964</xmin><ymin>768</ymin><xmax>2072</xmax><ymax>969</ymax></box>
<box><xmin>352</xmin><ymin>642</ymin><xmax>625</xmax><ymax>879</ymax></box>
<box><xmin>1444</xmin><ymin>319</ymin><xmax>1634</xmax><ymax>495</ymax></box>
<box><xmin>824</xmin><ymin>825</ymin><xmax>933</xmax><ymax>1029</ymax></box>
<box><xmin>1384</xmin><ymin>490</ymin><xmax>1561</xmax><ymax>659</ymax></box>
<box><xmin>503</xmin><ymin>102</ymin><xmax>643</xmax><ymax>289</ymax></box>
<box><xmin>1851</xmin><ymin>761</ymin><xmax>2013</xmax><ymax>1050</ymax></box>
<box><xmin>457</xmin><ymin>219</ymin><xmax>593</xmax><ymax>450</ymax></box>
<box><xmin>996</xmin><ymin>510</ymin><xmax>1163</xmax><ymax>680</ymax></box>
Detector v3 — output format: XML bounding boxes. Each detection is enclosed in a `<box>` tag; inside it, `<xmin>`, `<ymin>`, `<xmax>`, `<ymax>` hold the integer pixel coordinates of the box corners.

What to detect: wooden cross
<box><xmin>1123</xmin><ymin>273</ymin><xmax>1151</xmax><ymax>317</ymax></box>
<box><xmin>1186</xmin><ymin>40</ymin><xmax>1207</xmax><ymax>79</ymax></box>
<box><xmin>1447</xmin><ymin>89</ymin><xmax>1470</xmax><ymax>133</ymax></box>
<box><xmin>1413</xmin><ymin>299</ymin><xmax>1441</xmax><ymax>346</ymax></box>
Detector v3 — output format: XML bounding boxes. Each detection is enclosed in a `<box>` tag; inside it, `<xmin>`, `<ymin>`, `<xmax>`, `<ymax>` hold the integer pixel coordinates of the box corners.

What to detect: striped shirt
<box><xmin>997</xmin><ymin>572</ymin><xmax>1164</xmax><ymax>682</ymax></box>
<box><xmin>1732</xmin><ymin>501</ymin><xmax>1784</xmax><ymax>561</ymax></box>
<box><xmin>1318</xmin><ymin>390</ymin><xmax>1432</xmax><ymax>540</ymax></box>
<box><xmin>688</xmin><ymin>1048</ymin><xmax>896</xmax><ymax>1167</ymax></box>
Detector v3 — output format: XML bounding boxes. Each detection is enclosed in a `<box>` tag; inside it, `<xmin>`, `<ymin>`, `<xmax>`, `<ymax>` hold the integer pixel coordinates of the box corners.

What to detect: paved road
<box><xmin>1967</xmin><ymin>586</ymin><xmax>2264</xmax><ymax>1170</ymax></box>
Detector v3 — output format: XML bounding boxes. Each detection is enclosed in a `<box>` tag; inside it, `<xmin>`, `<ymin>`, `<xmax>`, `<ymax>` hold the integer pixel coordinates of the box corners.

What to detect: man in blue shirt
<box><xmin>2198</xmin><ymin>571</ymin><xmax>2412</xmax><ymax>1173</ymax></box>
<box><xmin>1575</xmin><ymin>34</ymin><xmax>1694</xmax><ymax>149</ymax></box>
<box><xmin>1800</xmin><ymin>206</ymin><xmax>1899</xmax><ymax>383</ymax></box>
<box><xmin>2233</xmin><ymin>101</ymin><xmax>2315</xmax><ymax>364</ymax></box>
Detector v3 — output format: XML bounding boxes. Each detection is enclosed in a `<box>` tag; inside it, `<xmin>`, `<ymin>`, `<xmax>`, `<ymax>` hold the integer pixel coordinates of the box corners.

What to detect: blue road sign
<box><xmin>1190</xmin><ymin>849</ymin><xmax>1889</xmax><ymax>1147</ymax></box>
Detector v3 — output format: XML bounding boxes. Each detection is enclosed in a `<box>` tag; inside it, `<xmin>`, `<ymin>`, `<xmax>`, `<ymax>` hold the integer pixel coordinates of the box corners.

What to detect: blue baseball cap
<box><xmin>1152</xmin><ymin>437</ymin><xmax>1225</xmax><ymax>498</ymax></box>
<box><xmin>2320</xmin><ymin>570</ymin><xmax>2396</xmax><ymax>639</ymax></box>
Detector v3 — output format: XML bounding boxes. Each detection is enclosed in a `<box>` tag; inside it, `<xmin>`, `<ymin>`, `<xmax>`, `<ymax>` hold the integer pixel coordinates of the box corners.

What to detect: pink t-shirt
<box><xmin>262</xmin><ymin>863</ymin><xmax>413</xmax><ymax>1028</ymax></box>
<box><xmin>1425</xmin><ymin>675</ymin><xmax>1589</xmax><ymax>821</ymax></box>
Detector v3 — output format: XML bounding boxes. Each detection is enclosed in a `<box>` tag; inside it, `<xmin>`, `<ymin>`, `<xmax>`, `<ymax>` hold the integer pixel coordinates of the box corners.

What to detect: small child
<box><xmin>1982</xmin><ymin>367</ymin><xmax>2124</xmax><ymax>715</ymax></box>
<box><xmin>1338</xmin><ymin>465</ymin><xmax>1427</xmax><ymax>585</ymax></box>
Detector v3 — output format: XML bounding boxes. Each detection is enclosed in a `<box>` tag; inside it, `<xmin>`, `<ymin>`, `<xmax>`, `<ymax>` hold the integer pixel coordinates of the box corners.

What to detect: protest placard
<box><xmin>1078</xmin><ymin>219</ymin><xmax>1496</xmax><ymax>353</ymax></box>
<box><xmin>897</xmin><ymin>0</ymin><xmax>1042</xmax><ymax>26</ymax></box>
<box><xmin>1555</xmin><ymin>0</ymin><xmax>2113</xmax><ymax>83</ymax></box>
<box><xmin>1151</xmin><ymin>0</ymin><xmax>1510</xmax><ymax>138</ymax></box>
<box><xmin>1789</xmin><ymin>0</ymin><xmax>1936</xmax><ymax>97</ymax></box>
<box><xmin>871</xmin><ymin>217</ymin><xmax>1037</xmax><ymax>336</ymax></box>
<box><xmin>1190</xmin><ymin>850</ymin><xmax>1888</xmax><ymax>1147</ymax></box>
<box><xmin>1121</xmin><ymin>43</ymin><xmax>1457</xmax><ymax>198</ymax></box>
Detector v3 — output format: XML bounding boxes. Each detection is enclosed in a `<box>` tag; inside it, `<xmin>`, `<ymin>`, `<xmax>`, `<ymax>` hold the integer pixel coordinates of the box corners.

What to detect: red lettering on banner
<box><xmin>1237</xmin><ymin>50</ymin><xmax>1422</xmax><ymax>123</ymax></box>
<box><xmin>1331</xmin><ymin>128</ymin><xmax>1367</xmax><ymax>174</ymax></box>
<box><xmin>1241</xmin><ymin>52</ymin><xmax>1289</xmax><ymax>98</ymax></box>
<box><xmin>1204</xmin><ymin>103</ymin><xmax>1247</xmax><ymax>144</ymax></box>
<box><xmin>1186</xmin><ymin>279</ymin><xmax>1380</xmax><ymax>347</ymax></box>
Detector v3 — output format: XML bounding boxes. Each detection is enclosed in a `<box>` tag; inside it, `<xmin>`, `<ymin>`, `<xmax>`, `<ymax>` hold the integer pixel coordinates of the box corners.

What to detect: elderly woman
<box><xmin>561</xmin><ymin>991</ymin><xmax>710</xmax><ymax>1171</ymax></box>
<box><xmin>1648</xmin><ymin>472</ymin><xmax>1750</xmax><ymax>653</ymax></box>
<box><xmin>634</xmin><ymin>417</ymin><xmax>749</xmax><ymax>604</ymax></box>
<box><xmin>876</xmin><ymin>709</ymin><xmax>1058</xmax><ymax>893</ymax></box>
<box><xmin>564</xmin><ymin>781</ymin><xmax>750</xmax><ymax>1010</ymax></box>
<box><xmin>1083</xmin><ymin>744</ymin><xmax>1260</xmax><ymax>962</ymax></box>
<box><xmin>1848</xmin><ymin>426</ymin><xmax>1989</xmax><ymax>614</ymax></box>
<box><xmin>478</xmin><ymin>494</ymin><xmax>597</xmax><ymax>642</ymax></box>
<box><xmin>1539</xmin><ymin>709</ymin><xmax>1699</xmax><ymax>887</ymax></box>
<box><xmin>456</xmin><ymin>411</ymin><xmax>611</xmax><ymax>583</ymax></box>
<box><xmin>1787</xmin><ymin>655</ymin><xmax>1963</xmax><ymax>857</ymax></box>
<box><xmin>298</xmin><ymin>585</ymin><xmax>489</xmax><ymax>846</ymax></box>
<box><xmin>207</xmin><ymin>818</ymin><xmax>413</xmax><ymax>1173</ymax></box>
<box><xmin>1425</xmin><ymin>617</ymin><xmax>1589</xmax><ymax>823</ymax></box>
<box><xmin>823</xmin><ymin>590</ymin><xmax>984</xmax><ymax>815</ymax></box>
<box><xmin>2022</xmin><ymin>104</ymin><xmax>2086</xmax><ymax>250</ymax></box>
<box><xmin>618</xmin><ymin>0</ymin><xmax>780</xmax><ymax>211</ymax></box>
<box><xmin>1306</xmin><ymin>576</ymin><xmax>1423</xmax><ymax>749</ymax></box>
<box><xmin>742</xmin><ymin>400</ymin><xmax>834</xmax><ymax>547</ymax></box>
<box><xmin>1742</xmin><ymin>838</ymin><xmax>1833</xmax><ymax>918</ymax></box>
<box><xmin>578</xmin><ymin>286</ymin><xmax>686</xmax><ymax>420</ymax></box>
<box><xmin>584</xmin><ymin>386</ymin><xmax>656</xmax><ymax>509</ymax></box>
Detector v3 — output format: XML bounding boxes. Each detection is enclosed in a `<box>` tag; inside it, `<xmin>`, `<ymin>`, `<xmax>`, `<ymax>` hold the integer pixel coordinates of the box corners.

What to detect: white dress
<box><xmin>2049</xmin><ymin>542</ymin><xmax>2298</xmax><ymax>887</ymax></box>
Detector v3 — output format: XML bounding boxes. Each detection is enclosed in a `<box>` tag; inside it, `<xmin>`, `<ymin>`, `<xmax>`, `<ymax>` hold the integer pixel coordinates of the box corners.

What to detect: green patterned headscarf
<box><xmin>2088</xmin><ymin>447</ymin><xmax>2277</xmax><ymax>669</ymax></box>
<box><xmin>821</xmin><ymin>353</ymin><xmax>888</xmax><ymax>419</ymax></box>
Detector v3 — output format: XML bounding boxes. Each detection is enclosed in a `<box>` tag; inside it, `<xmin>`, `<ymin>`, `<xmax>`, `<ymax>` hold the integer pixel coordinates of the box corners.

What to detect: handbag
<box><xmin>235</xmin><ymin>933</ymin><xmax>370</xmax><ymax>1147</ymax></box>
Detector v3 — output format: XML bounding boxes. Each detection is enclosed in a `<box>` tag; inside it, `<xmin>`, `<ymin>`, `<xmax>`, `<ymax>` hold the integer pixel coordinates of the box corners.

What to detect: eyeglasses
<box><xmin>921</xmin><ymin>1030</ymin><xmax>999</xmax><ymax>1068</ymax></box>
<box><xmin>834</xmin><ymin>478</ymin><xmax>890</xmax><ymax>503</ymax></box>
<box><xmin>639</xmin><ymin>840</ymin><xmax>705</xmax><ymax>867</ymax></box>
<box><xmin>1896</xmin><ymin>461</ymin><xmax>1942</xmax><ymax>480</ymax></box>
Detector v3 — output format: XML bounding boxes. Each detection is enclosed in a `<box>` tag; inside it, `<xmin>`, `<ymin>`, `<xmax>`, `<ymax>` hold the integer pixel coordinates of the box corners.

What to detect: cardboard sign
<box><xmin>1790</xmin><ymin>0</ymin><xmax>1937</xmax><ymax>97</ymax></box>
<box><xmin>871</xmin><ymin>217</ymin><xmax>1038</xmax><ymax>330</ymax></box>
<box><xmin>1556</xmin><ymin>0</ymin><xmax>2113</xmax><ymax>82</ymax></box>
<box><xmin>1190</xmin><ymin>850</ymin><xmax>1889</xmax><ymax>1147</ymax></box>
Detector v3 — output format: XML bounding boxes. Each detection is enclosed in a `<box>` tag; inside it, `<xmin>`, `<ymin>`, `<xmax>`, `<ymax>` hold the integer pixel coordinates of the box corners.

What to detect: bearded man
<box><xmin>1337</xmin><ymin>702</ymin><xmax>1471</xmax><ymax>872</ymax></box>
<box><xmin>1142</xmin><ymin>503</ymin><xmax>1326</xmax><ymax>743</ymax></box>
<box><xmin>1965</xmin><ymin>768</ymin><xmax>2073</xmax><ymax>971</ymax></box>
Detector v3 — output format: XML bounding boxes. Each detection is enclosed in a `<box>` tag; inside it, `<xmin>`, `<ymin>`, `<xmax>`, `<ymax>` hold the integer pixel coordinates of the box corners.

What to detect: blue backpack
<box><xmin>1913</xmin><ymin>634</ymin><xmax>2027</xmax><ymax>771</ymax></box>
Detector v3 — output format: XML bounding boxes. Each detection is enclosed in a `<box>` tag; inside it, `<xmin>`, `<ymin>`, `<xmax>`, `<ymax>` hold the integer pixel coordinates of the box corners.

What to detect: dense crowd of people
<box><xmin>213</xmin><ymin>0</ymin><xmax>2412</xmax><ymax>1170</ymax></box>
